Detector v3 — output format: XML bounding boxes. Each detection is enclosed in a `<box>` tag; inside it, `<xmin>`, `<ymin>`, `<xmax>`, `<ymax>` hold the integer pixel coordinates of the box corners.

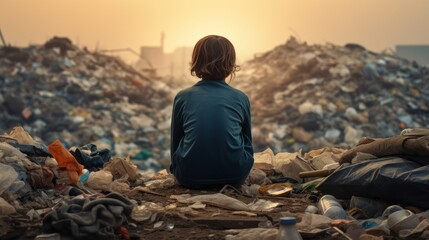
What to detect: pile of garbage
<box><xmin>2</xmin><ymin>36</ymin><xmax>429</xmax><ymax>239</ymax></box>
<box><xmin>0</xmin><ymin>126</ymin><xmax>157</xmax><ymax>239</ymax></box>
<box><xmin>1</xmin><ymin>126</ymin><xmax>429</xmax><ymax>239</ymax></box>
<box><xmin>0</xmin><ymin>37</ymin><xmax>175</xmax><ymax>171</ymax></box>
<box><xmin>233</xmin><ymin>37</ymin><xmax>429</xmax><ymax>153</ymax></box>
<box><xmin>242</xmin><ymin>128</ymin><xmax>429</xmax><ymax>239</ymax></box>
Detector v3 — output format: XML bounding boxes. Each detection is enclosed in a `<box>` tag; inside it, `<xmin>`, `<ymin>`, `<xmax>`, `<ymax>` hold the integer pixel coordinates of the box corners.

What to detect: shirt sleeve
<box><xmin>242</xmin><ymin>96</ymin><xmax>254</xmax><ymax>156</ymax></box>
<box><xmin>170</xmin><ymin>95</ymin><xmax>184</xmax><ymax>160</ymax></box>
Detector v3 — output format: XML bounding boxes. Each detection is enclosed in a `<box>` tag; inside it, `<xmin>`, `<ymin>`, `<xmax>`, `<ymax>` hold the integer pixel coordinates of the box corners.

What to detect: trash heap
<box><xmin>2</xmin><ymin>36</ymin><xmax>429</xmax><ymax>240</ymax></box>
<box><xmin>244</xmin><ymin>128</ymin><xmax>429</xmax><ymax>240</ymax></box>
<box><xmin>0</xmin><ymin>126</ymin><xmax>155</xmax><ymax>239</ymax></box>
<box><xmin>1</xmin><ymin>126</ymin><xmax>428</xmax><ymax>240</ymax></box>
<box><xmin>233</xmin><ymin>37</ymin><xmax>429</xmax><ymax>153</ymax></box>
<box><xmin>0</xmin><ymin>37</ymin><xmax>175</xmax><ymax>170</ymax></box>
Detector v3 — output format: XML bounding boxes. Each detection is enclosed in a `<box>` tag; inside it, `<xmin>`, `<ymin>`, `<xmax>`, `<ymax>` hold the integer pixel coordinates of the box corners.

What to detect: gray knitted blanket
<box><xmin>42</xmin><ymin>192</ymin><xmax>133</xmax><ymax>239</ymax></box>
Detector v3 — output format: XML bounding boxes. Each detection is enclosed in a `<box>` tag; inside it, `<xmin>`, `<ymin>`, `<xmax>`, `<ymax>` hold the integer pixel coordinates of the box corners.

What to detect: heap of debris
<box><xmin>234</xmin><ymin>37</ymin><xmax>429</xmax><ymax>153</ymax></box>
<box><xmin>0</xmin><ymin>37</ymin><xmax>174</xmax><ymax>170</ymax></box>
<box><xmin>1</xmin><ymin>126</ymin><xmax>429</xmax><ymax>240</ymax></box>
<box><xmin>1</xmin><ymin>37</ymin><xmax>429</xmax><ymax>240</ymax></box>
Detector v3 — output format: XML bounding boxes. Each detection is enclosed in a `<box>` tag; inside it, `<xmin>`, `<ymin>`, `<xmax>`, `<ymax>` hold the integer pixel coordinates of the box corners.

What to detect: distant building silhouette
<box><xmin>396</xmin><ymin>45</ymin><xmax>429</xmax><ymax>66</ymax></box>
<box><xmin>135</xmin><ymin>33</ymin><xmax>193</xmax><ymax>80</ymax></box>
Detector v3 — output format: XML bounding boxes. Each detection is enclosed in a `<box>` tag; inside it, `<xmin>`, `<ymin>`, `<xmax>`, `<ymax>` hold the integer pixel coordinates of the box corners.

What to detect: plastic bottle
<box><xmin>318</xmin><ymin>194</ymin><xmax>347</xmax><ymax>219</ymax></box>
<box><xmin>276</xmin><ymin>217</ymin><xmax>303</xmax><ymax>240</ymax></box>
<box><xmin>79</xmin><ymin>169</ymin><xmax>90</xmax><ymax>183</ymax></box>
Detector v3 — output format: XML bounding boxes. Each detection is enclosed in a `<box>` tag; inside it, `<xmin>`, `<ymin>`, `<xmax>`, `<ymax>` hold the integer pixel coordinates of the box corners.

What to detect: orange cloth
<box><xmin>48</xmin><ymin>139</ymin><xmax>83</xmax><ymax>184</ymax></box>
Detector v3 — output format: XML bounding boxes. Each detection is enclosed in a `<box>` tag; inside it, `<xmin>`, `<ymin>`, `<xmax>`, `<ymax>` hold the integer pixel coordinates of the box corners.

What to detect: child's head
<box><xmin>190</xmin><ymin>35</ymin><xmax>239</xmax><ymax>81</ymax></box>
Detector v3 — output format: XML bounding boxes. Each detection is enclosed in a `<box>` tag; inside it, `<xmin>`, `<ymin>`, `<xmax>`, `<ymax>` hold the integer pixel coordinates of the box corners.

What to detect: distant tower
<box><xmin>137</xmin><ymin>33</ymin><xmax>165</xmax><ymax>75</ymax></box>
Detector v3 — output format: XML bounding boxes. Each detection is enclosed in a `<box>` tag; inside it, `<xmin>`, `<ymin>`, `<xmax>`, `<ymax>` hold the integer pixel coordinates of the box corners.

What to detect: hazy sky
<box><xmin>1</xmin><ymin>0</ymin><xmax>429</xmax><ymax>62</ymax></box>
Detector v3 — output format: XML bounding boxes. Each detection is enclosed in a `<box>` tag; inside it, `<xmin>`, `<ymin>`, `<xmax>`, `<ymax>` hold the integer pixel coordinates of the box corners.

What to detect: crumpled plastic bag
<box><xmin>0</xmin><ymin>163</ymin><xmax>18</xmax><ymax>194</ymax></box>
<box><xmin>0</xmin><ymin>197</ymin><xmax>16</xmax><ymax>215</ymax></box>
<box><xmin>86</xmin><ymin>170</ymin><xmax>113</xmax><ymax>191</ymax></box>
<box><xmin>0</xmin><ymin>142</ymin><xmax>33</xmax><ymax>167</ymax></box>
<box><xmin>103</xmin><ymin>157</ymin><xmax>138</xmax><ymax>181</ymax></box>
<box><xmin>245</xmin><ymin>168</ymin><xmax>272</xmax><ymax>185</ymax></box>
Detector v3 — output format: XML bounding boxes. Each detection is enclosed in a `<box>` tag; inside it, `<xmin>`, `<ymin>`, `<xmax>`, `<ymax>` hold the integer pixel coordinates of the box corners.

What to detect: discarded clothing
<box><xmin>70</xmin><ymin>144</ymin><xmax>111</xmax><ymax>172</ymax></box>
<box><xmin>340</xmin><ymin>128</ymin><xmax>429</xmax><ymax>164</ymax></box>
<box><xmin>9</xmin><ymin>142</ymin><xmax>51</xmax><ymax>157</ymax></box>
<box><xmin>42</xmin><ymin>192</ymin><xmax>133</xmax><ymax>239</ymax></box>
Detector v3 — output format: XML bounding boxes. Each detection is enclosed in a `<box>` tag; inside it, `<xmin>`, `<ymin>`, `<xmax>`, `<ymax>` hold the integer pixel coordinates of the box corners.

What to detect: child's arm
<box><xmin>171</xmin><ymin>96</ymin><xmax>184</xmax><ymax>158</ymax></box>
<box><xmin>242</xmin><ymin>98</ymin><xmax>254</xmax><ymax>155</ymax></box>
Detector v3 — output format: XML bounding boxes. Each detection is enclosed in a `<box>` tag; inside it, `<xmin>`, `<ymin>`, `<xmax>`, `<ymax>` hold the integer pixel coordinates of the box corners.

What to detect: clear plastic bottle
<box><xmin>318</xmin><ymin>194</ymin><xmax>347</xmax><ymax>219</ymax></box>
<box><xmin>276</xmin><ymin>217</ymin><xmax>303</xmax><ymax>240</ymax></box>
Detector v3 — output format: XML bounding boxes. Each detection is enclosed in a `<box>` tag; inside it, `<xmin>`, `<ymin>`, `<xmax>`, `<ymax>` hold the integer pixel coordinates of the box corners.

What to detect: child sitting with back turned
<box><xmin>170</xmin><ymin>35</ymin><xmax>254</xmax><ymax>189</ymax></box>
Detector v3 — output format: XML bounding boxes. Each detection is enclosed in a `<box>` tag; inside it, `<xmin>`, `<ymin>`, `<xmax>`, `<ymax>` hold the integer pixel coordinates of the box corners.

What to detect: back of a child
<box><xmin>170</xmin><ymin>35</ymin><xmax>254</xmax><ymax>189</ymax></box>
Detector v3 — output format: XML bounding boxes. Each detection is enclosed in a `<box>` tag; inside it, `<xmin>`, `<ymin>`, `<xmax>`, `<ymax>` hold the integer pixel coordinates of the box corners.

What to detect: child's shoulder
<box><xmin>228</xmin><ymin>85</ymin><xmax>250</xmax><ymax>100</ymax></box>
<box><xmin>175</xmin><ymin>85</ymin><xmax>197</xmax><ymax>96</ymax></box>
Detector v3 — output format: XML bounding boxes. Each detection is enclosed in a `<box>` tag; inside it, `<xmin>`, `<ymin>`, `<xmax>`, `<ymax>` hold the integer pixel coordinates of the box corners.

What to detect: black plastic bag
<box><xmin>317</xmin><ymin>156</ymin><xmax>429</xmax><ymax>209</ymax></box>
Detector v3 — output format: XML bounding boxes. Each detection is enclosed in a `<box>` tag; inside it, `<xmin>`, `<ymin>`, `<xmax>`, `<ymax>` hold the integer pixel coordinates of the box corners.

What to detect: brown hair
<box><xmin>190</xmin><ymin>35</ymin><xmax>239</xmax><ymax>81</ymax></box>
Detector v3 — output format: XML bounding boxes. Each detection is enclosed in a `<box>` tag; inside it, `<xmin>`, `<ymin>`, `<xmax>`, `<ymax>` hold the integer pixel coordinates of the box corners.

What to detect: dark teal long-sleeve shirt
<box><xmin>170</xmin><ymin>79</ymin><xmax>254</xmax><ymax>188</ymax></box>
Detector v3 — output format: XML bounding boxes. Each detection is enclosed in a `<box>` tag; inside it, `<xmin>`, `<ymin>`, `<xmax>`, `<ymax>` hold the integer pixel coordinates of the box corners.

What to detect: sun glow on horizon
<box><xmin>1</xmin><ymin>0</ymin><xmax>429</xmax><ymax>63</ymax></box>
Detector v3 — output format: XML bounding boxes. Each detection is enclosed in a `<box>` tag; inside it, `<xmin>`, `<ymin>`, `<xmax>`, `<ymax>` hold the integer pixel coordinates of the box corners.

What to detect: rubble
<box><xmin>233</xmin><ymin>37</ymin><xmax>429</xmax><ymax>153</ymax></box>
<box><xmin>1</xmin><ymin>36</ymin><xmax>429</xmax><ymax>240</ymax></box>
<box><xmin>0</xmin><ymin>126</ymin><xmax>428</xmax><ymax>239</ymax></box>
<box><xmin>0</xmin><ymin>37</ymin><xmax>174</xmax><ymax>171</ymax></box>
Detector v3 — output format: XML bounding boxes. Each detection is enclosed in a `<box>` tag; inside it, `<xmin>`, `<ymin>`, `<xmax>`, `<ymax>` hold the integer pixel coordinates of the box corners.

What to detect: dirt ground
<box><xmin>129</xmin><ymin>185</ymin><xmax>337</xmax><ymax>240</ymax></box>
<box><xmin>0</xmin><ymin>185</ymin><xmax>340</xmax><ymax>240</ymax></box>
